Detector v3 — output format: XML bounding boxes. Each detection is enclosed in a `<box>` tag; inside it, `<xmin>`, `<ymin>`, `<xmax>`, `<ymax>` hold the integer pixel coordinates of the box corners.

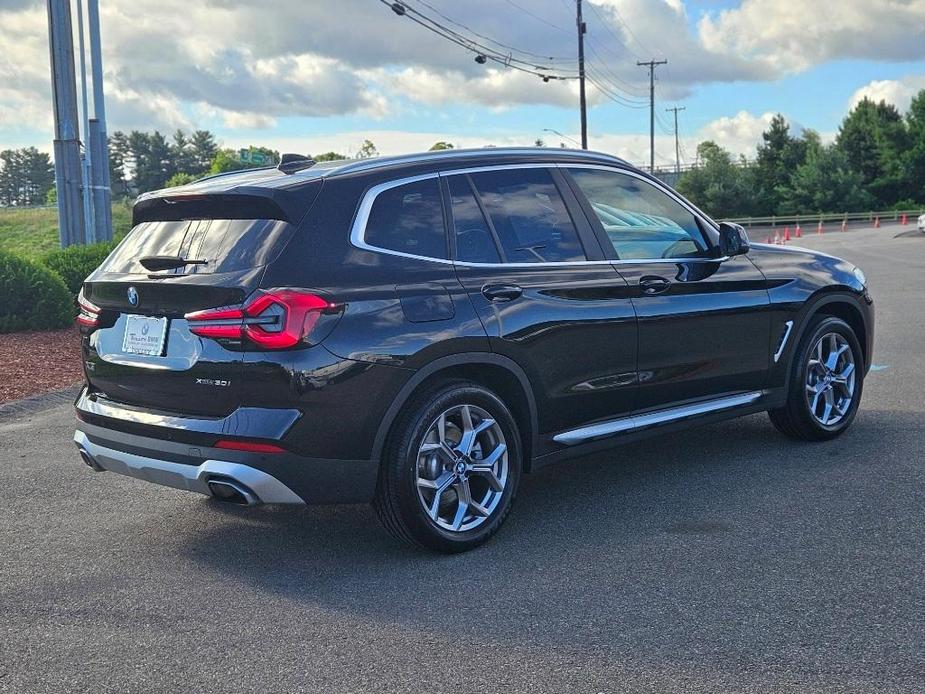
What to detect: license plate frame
<box><xmin>122</xmin><ymin>315</ymin><xmax>168</xmax><ymax>357</ymax></box>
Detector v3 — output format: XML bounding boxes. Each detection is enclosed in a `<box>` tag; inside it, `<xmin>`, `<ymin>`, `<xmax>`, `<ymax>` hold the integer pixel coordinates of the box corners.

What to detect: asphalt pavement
<box><xmin>1</xmin><ymin>223</ymin><xmax>923</xmax><ymax>693</ymax></box>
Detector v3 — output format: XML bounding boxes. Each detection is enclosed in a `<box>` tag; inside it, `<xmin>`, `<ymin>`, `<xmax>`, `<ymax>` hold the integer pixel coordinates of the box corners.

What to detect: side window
<box><xmin>364</xmin><ymin>178</ymin><xmax>447</xmax><ymax>259</ymax></box>
<box><xmin>469</xmin><ymin>168</ymin><xmax>585</xmax><ymax>263</ymax></box>
<box><xmin>446</xmin><ymin>175</ymin><xmax>501</xmax><ymax>264</ymax></box>
<box><xmin>569</xmin><ymin>168</ymin><xmax>709</xmax><ymax>260</ymax></box>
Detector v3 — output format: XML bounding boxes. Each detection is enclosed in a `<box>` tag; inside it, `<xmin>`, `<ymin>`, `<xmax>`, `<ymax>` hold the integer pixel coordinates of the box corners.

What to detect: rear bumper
<box><xmin>74</xmin><ymin>417</ymin><xmax>380</xmax><ymax>505</ymax></box>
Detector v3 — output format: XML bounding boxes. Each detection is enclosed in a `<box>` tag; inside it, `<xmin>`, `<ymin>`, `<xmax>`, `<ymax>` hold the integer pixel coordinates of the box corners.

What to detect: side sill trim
<box><xmin>774</xmin><ymin>320</ymin><xmax>795</xmax><ymax>363</ymax></box>
<box><xmin>553</xmin><ymin>391</ymin><xmax>765</xmax><ymax>446</ymax></box>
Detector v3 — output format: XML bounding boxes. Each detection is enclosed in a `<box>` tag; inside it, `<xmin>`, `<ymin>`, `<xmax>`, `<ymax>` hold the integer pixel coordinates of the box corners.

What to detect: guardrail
<box><xmin>719</xmin><ymin>210</ymin><xmax>924</xmax><ymax>228</ymax></box>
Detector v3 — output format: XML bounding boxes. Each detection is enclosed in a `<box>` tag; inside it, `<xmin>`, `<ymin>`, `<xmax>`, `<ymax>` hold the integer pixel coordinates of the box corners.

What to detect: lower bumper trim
<box><xmin>73</xmin><ymin>430</ymin><xmax>305</xmax><ymax>505</ymax></box>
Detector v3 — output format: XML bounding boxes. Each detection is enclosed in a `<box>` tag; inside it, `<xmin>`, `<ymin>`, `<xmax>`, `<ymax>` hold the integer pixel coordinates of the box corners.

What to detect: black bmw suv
<box><xmin>73</xmin><ymin>148</ymin><xmax>874</xmax><ymax>552</ymax></box>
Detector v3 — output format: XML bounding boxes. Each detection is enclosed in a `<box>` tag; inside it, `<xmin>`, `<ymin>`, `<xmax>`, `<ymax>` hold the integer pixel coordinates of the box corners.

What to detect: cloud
<box><xmin>849</xmin><ymin>76</ymin><xmax>925</xmax><ymax>113</ymax></box>
<box><xmin>699</xmin><ymin>0</ymin><xmax>925</xmax><ymax>75</ymax></box>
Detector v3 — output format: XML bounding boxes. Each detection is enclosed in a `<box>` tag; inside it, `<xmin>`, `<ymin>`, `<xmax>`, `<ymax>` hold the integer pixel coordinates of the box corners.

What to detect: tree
<box><xmin>171</xmin><ymin>129</ymin><xmax>194</xmax><ymax>176</ymax></box>
<box><xmin>355</xmin><ymin>139</ymin><xmax>378</xmax><ymax>159</ymax></box>
<box><xmin>313</xmin><ymin>151</ymin><xmax>346</xmax><ymax>161</ymax></box>
<box><xmin>190</xmin><ymin>130</ymin><xmax>218</xmax><ymax>175</ymax></box>
<box><xmin>778</xmin><ymin>140</ymin><xmax>873</xmax><ymax>213</ymax></box>
<box><xmin>166</xmin><ymin>172</ymin><xmax>196</xmax><ymax>187</ymax></box>
<box><xmin>0</xmin><ymin>147</ymin><xmax>54</xmax><ymax>206</ymax></box>
<box><xmin>108</xmin><ymin>131</ymin><xmax>129</xmax><ymax>197</ymax></box>
<box><xmin>836</xmin><ymin>97</ymin><xmax>909</xmax><ymax>207</ymax></box>
<box><xmin>753</xmin><ymin>114</ymin><xmax>806</xmax><ymax>215</ymax></box>
<box><xmin>676</xmin><ymin>141</ymin><xmax>755</xmax><ymax>219</ymax></box>
<box><xmin>429</xmin><ymin>141</ymin><xmax>454</xmax><ymax>151</ymax></box>
<box><xmin>534</xmin><ymin>138</ymin><xmax>545</xmax><ymax>147</ymax></box>
<box><xmin>903</xmin><ymin>89</ymin><xmax>925</xmax><ymax>203</ymax></box>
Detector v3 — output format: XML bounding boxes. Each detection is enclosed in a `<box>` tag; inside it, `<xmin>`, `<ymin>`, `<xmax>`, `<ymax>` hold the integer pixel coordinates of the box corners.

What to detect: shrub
<box><xmin>42</xmin><ymin>241</ymin><xmax>115</xmax><ymax>295</ymax></box>
<box><xmin>0</xmin><ymin>251</ymin><xmax>73</xmax><ymax>333</ymax></box>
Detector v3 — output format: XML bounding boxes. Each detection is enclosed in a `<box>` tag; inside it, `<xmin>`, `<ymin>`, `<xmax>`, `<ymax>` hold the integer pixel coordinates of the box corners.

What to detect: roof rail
<box><xmin>323</xmin><ymin>147</ymin><xmax>628</xmax><ymax>177</ymax></box>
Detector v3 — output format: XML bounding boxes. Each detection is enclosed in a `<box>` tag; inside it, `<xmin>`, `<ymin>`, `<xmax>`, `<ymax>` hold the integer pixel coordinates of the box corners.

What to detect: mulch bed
<box><xmin>0</xmin><ymin>327</ymin><xmax>83</xmax><ymax>403</ymax></box>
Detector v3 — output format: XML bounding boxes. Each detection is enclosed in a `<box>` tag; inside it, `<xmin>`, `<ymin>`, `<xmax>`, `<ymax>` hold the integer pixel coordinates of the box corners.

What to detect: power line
<box><xmin>382</xmin><ymin>1</ymin><xmax>578</xmax><ymax>78</ymax></box>
<box><xmin>406</xmin><ymin>0</ymin><xmax>574</xmax><ymax>66</ymax></box>
<box><xmin>501</xmin><ymin>0</ymin><xmax>569</xmax><ymax>32</ymax></box>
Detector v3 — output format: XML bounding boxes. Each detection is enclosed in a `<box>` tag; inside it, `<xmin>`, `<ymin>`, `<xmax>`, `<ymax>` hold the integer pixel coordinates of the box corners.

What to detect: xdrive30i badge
<box><xmin>195</xmin><ymin>378</ymin><xmax>232</xmax><ymax>387</ymax></box>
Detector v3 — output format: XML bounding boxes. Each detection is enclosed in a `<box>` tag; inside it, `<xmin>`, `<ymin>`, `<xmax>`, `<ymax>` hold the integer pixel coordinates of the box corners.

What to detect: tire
<box><xmin>768</xmin><ymin>316</ymin><xmax>864</xmax><ymax>441</ymax></box>
<box><xmin>373</xmin><ymin>380</ymin><xmax>522</xmax><ymax>553</ymax></box>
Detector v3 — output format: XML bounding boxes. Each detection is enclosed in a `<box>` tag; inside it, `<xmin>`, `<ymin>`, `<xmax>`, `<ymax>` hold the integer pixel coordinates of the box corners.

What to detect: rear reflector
<box><xmin>214</xmin><ymin>439</ymin><xmax>287</xmax><ymax>454</ymax></box>
<box><xmin>76</xmin><ymin>289</ymin><xmax>101</xmax><ymax>328</ymax></box>
<box><xmin>185</xmin><ymin>289</ymin><xmax>337</xmax><ymax>349</ymax></box>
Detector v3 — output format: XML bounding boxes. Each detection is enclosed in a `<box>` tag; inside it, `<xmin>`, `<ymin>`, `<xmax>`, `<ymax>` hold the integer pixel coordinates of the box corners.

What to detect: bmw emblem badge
<box><xmin>127</xmin><ymin>286</ymin><xmax>139</xmax><ymax>307</ymax></box>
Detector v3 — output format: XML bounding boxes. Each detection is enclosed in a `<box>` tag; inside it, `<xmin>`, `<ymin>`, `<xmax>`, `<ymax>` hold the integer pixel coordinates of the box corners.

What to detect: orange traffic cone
<box><xmin>841</xmin><ymin>219</ymin><xmax>847</xmax><ymax>232</ymax></box>
<box><xmin>783</xmin><ymin>226</ymin><xmax>791</xmax><ymax>242</ymax></box>
<box><xmin>901</xmin><ymin>213</ymin><xmax>908</xmax><ymax>225</ymax></box>
<box><xmin>795</xmin><ymin>223</ymin><xmax>802</xmax><ymax>238</ymax></box>
<box><xmin>817</xmin><ymin>221</ymin><xmax>824</xmax><ymax>235</ymax></box>
<box><xmin>874</xmin><ymin>216</ymin><xmax>880</xmax><ymax>228</ymax></box>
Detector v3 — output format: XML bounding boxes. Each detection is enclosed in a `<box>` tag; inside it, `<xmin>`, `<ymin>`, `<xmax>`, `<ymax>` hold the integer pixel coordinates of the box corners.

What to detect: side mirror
<box><xmin>718</xmin><ymin>222</ymin><xmax>750</xmax><ymax>257</ymax></box>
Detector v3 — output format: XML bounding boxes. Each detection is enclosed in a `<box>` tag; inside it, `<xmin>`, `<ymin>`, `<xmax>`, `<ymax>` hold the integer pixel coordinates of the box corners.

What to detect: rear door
<box><xmin>82</xmin><ymin>213</ymin><xmax>299</xmax><ymax>417</ymax></box>
<box><xmin>564</xmin><ymin>165</ymin><xmax>771</xmax><ymax>411</ymax></box>
<box><xmin>446</xmin><ymin>166</ymin><xmax>638</xmax><ymax>447</ymax></box>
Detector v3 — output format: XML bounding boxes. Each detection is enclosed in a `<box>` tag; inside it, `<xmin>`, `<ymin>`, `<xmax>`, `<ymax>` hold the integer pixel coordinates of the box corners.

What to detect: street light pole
<box><xmin>87</xmin><ymin>0</ymin><xmax>113</xmax><ymax>241</ymax></box>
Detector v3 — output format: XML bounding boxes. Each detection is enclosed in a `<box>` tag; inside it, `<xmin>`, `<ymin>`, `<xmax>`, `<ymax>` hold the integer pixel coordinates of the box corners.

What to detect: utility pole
<box><xmin>576</xmin><ymin>0</ymin><xmax>587</xmax><ymax>149</ymax></box>
<box><xmin>87</xmin><ymin>0</ymin><xmax>113</xmax><ymax>241</ymax></box>
<box><xmin>637</xmin><ymin>59</ymin><xmax>667</xmax><ymax>173</ymax></box>
<box><xmin>46</xmin><ymin>0</ymin><xmax>85</xmax><ymax>247</ymax></box>
<box><xmin>665</xmin><ymin>105</ymin><xmax>686</xmax><ymax>174</ymax></box>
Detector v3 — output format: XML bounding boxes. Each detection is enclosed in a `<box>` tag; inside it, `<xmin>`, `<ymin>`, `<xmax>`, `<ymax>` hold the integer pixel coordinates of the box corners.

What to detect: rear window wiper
<box><xmin>138</xmin><ymin>256</ymin><xmax>208</xmax><ymax>272</ymax></box>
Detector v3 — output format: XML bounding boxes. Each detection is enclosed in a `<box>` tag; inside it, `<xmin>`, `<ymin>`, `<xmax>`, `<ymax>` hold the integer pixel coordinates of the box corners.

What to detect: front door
<box><xmin>564</xmin><ymin>165</ymin><xmax>771</xmax><ymax>411</ymax></box>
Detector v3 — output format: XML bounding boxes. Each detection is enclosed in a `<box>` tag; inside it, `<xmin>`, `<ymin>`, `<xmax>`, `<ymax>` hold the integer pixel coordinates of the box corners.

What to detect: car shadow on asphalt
<box><xmin>167</xmin><ymin>407</ymin><xmax>923</xmax><ymax>660</ymax></box>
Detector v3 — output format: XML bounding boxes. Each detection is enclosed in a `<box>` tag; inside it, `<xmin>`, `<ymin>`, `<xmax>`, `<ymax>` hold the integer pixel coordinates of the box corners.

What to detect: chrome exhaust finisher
<box><xmin>77</xmin><ymin>446</ymin><xmax>105</xmax><ymax>471</ymax></box>
<box><xmin>72</xmin><ymin>430</ymin><xmax>305</xmax><ymax>505</ymax></box>
<box><xmin>206</xmin><ymin>478</ymin><xmax>259</xmax><ymax>506</ymax></box>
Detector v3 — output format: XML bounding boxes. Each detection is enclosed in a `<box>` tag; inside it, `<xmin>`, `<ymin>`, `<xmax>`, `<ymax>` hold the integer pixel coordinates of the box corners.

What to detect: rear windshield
<box><xmin>100</xmin><ymin>219</ymin><xmax>295</xmax><ymax>275</ymax></box>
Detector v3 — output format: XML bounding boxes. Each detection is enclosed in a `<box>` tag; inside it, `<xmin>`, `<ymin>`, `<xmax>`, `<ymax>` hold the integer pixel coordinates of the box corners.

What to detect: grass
<box><xmin>0</xmin><ymin>202</ymin><xmax>133</xmax><ymax>260</ymax></box>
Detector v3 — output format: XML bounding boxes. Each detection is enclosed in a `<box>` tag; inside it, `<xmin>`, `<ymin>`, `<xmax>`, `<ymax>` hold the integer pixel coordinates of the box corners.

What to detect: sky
<box><xmin>2</xmin><ymin>0</ymin><xmax>925</xmax><ymax>168</ymax></box>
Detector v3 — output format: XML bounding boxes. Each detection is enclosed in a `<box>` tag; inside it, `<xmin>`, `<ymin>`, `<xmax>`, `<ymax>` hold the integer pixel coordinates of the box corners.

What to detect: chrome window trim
<box><xmin>553</xmin><ymin>391</ymin><xmax>764</xmax><ymax>446</ymax></box>
<box><xmin>349</xmin><ymin>162</ymin><xmax>728</xmax><ymax>268</ymax></box>
<box><xmin>349</xmin><ymin>172</ymin><xmax>455</xmax><ymax>265</ymax></box>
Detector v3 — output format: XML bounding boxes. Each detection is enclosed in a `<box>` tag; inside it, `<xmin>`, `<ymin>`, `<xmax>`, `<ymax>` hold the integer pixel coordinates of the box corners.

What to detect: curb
<box><xmin>0</xmin><ymin>384</ymin><xmax>82</xmax><ymax>421</ymax></box>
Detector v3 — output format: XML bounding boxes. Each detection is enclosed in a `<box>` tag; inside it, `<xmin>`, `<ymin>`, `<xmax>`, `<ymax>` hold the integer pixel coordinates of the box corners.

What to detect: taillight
<box><xmin>76</xmin><ymin>289</ymin><xmax>101</xmax><ymax>328</ymax></box>
<box><xmin>185</xmin><ymin>289</ymin><xmax>337</xmax><ymax>349</ymax></box>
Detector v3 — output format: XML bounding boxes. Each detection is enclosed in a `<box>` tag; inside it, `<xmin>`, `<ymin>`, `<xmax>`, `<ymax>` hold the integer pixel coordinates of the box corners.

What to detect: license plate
<box><xmin>122</xmin><ymin>315</ymin><xmax>168</xmax><ymax>356</ymax></box>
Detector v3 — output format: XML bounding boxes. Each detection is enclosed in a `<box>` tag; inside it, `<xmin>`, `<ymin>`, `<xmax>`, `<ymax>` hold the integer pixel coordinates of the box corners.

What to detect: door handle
<box><xmin>639</xmin><ymin>276</ymin><xmax>671</xmax><ymax>295</ymax></box>
<box><xmin>481</xmin><ymin>283</ymin><xmax>523</xmax><ymax>302</ymax></box>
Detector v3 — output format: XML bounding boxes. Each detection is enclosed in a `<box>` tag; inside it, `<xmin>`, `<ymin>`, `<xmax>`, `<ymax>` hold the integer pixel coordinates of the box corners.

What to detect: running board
<box><xmin>552</xmin><ymin>391</ymin><xmax>765</xmax><ymax>446</ymax></box>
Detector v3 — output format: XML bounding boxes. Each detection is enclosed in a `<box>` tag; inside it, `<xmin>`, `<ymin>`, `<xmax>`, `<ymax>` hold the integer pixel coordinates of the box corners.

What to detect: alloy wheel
<box><xmin>415</xmin><ymin>404</ymin><xmax>508</xmax><ymax>532</ymax></box>
<box><xmin>804</xmin><ymin>332</ymin><xmax>857</xmax><ymax>426</ymax></box>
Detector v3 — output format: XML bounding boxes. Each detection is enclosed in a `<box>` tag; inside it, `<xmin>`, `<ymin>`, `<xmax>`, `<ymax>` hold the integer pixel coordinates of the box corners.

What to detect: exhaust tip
<box><xmin>78</xmin><ymin>447</ymin><xmax>104</xmax><ymax>471</ymax></box>
<box><xmin>207</xmin><ymin>478</ymin><xmax>259</xmax><ymax>506</ymax></box>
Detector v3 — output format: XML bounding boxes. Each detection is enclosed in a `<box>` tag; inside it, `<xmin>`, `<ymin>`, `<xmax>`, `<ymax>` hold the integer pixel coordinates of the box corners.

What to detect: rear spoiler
<box><xmin>132</xmin><ymin>185</ymin><xmax>320</xmax><ymax>226</ymax></box>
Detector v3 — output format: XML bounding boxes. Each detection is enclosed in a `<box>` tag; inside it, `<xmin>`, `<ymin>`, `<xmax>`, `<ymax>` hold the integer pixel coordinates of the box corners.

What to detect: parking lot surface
<box><xmin>1</xmin><ymin>224</ymin><xmax>923</xmax><ymax>693</ymax></box>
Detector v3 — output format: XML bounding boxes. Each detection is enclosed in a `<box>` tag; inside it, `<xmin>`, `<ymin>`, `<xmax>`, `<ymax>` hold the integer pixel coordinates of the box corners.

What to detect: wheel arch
<box><xmin>371</xmin><ymin>353</ymin><xmax>539</xmax><ymax>472</ymax></box>
<box><xmin>788</xmin><ymin>291</ymin><xmax>871</xmax><ymax>374</ymax></box>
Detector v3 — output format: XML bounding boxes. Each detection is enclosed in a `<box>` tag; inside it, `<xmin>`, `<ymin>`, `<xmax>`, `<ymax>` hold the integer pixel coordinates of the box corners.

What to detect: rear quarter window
<box><xmin>363</xmin><ymin>177</ymin><xmax>447</xmax><ymax>259</ymax></box>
